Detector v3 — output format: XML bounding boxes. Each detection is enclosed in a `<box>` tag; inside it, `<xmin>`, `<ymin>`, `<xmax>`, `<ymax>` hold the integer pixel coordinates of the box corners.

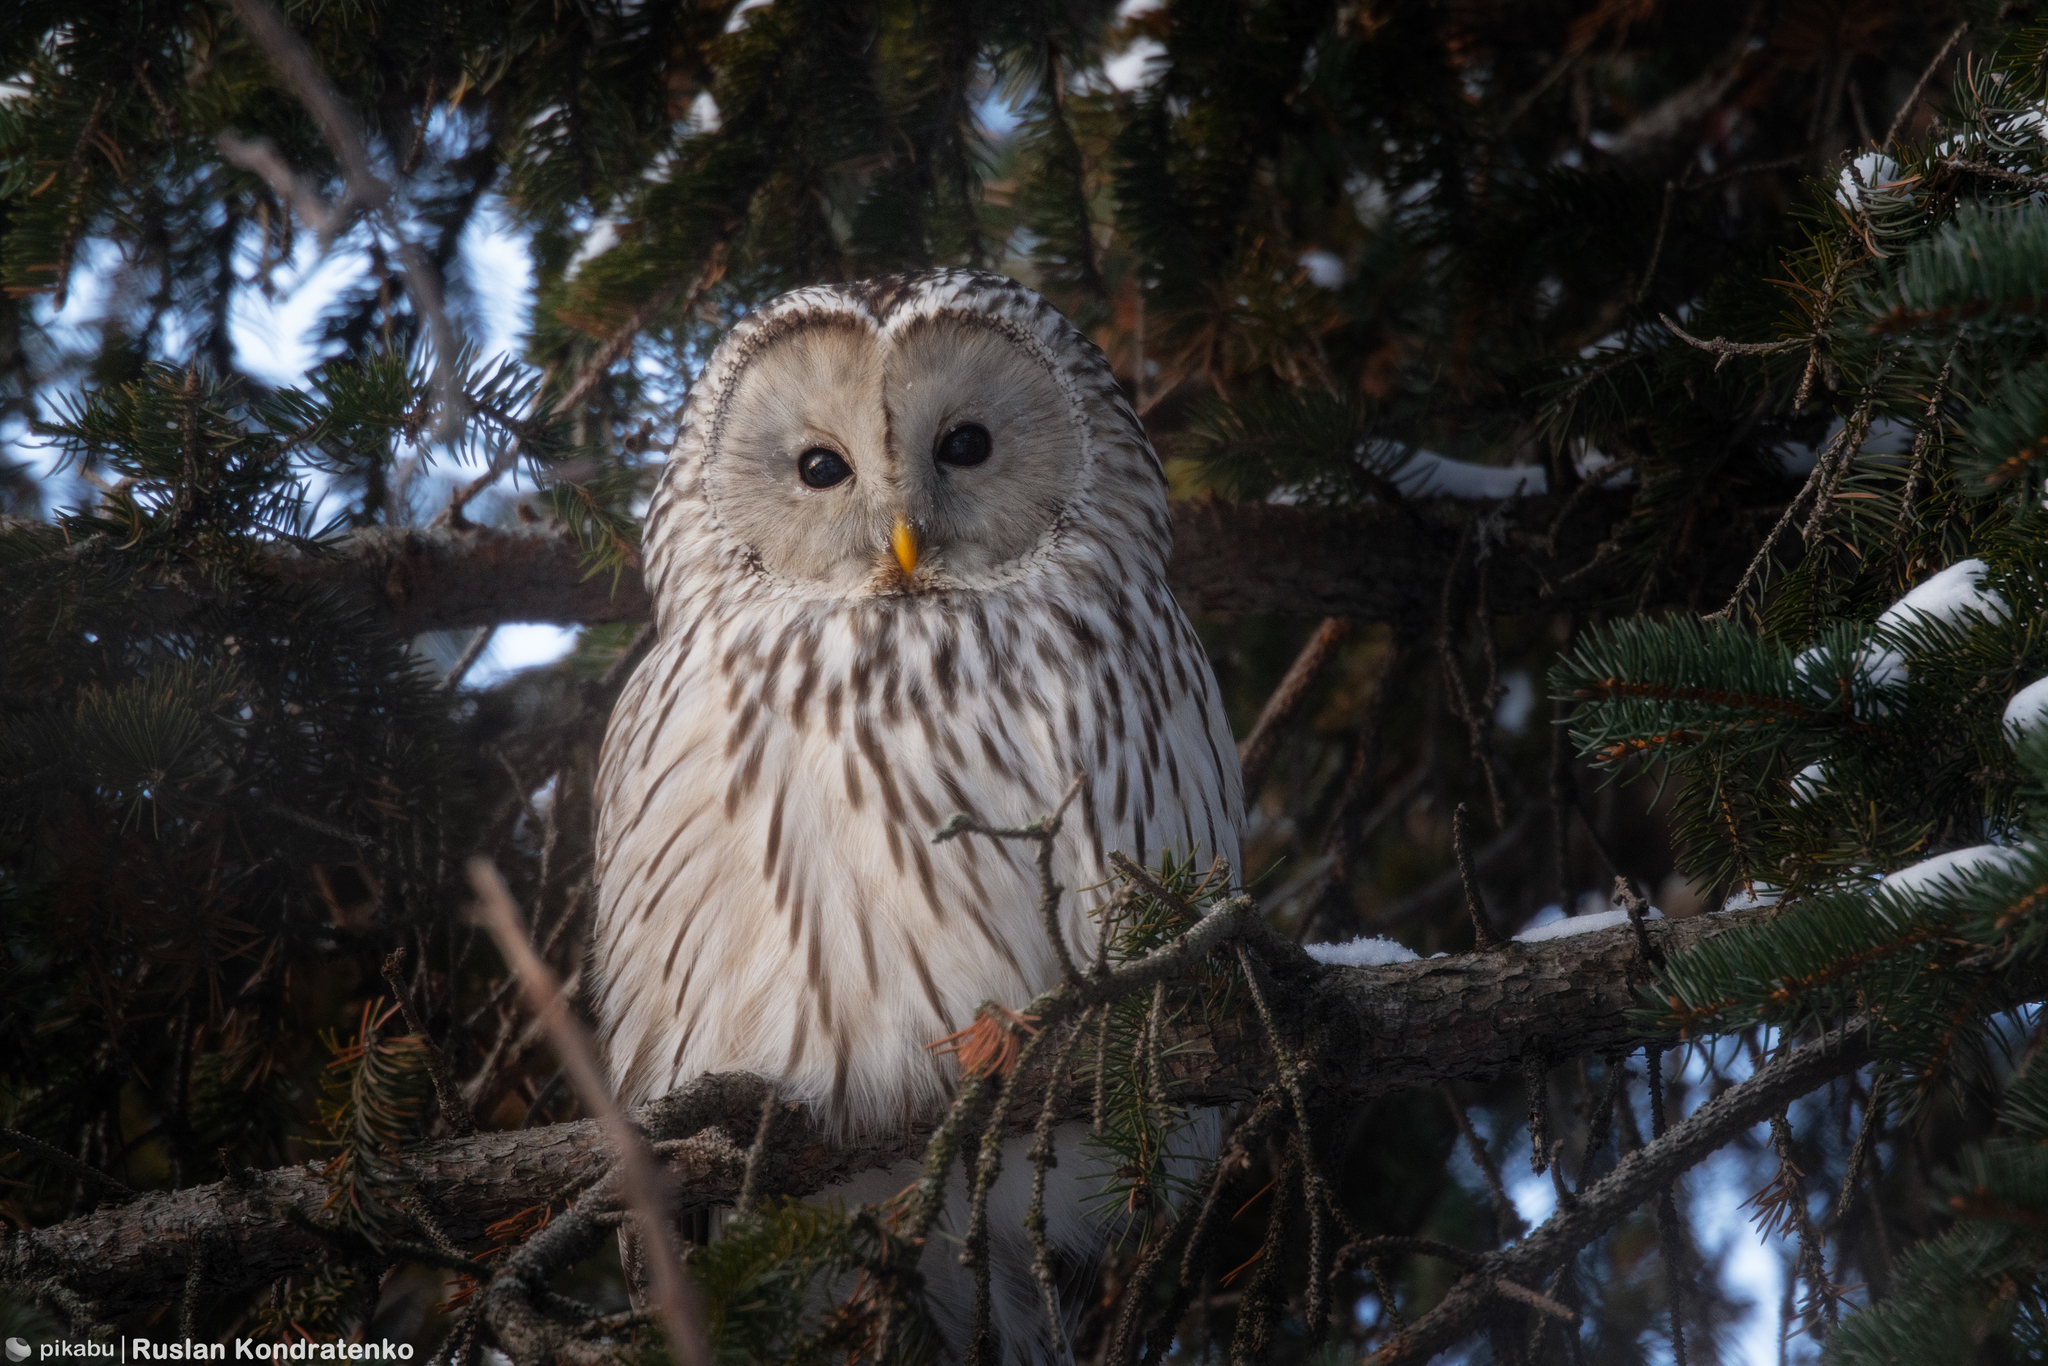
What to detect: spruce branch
<box><xmin>223</xmin><ymin>0</ymin><xmax>470</xmax><ymax>440</ymax></box>
<box><xmin>0</xmin><ymin>908</ymin><xmax>1777</xmax><ymax>1320</ymax></box>
<box><xmin>1367</xmin><ymin>1021</ymin><xmax>1875</xmax><ymax>1365</ymax></box>
<box><xmin>28</xmin><ymin>490</ymin><xmax>1674</xmax><ymax>636</ymax></box>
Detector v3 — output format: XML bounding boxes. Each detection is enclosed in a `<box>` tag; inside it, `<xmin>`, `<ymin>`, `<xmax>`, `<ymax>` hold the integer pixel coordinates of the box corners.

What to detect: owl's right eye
<box><xmin>798</xmin><ymin>447</ymin><xmax>853</xmax><ymax>489</ymax></box>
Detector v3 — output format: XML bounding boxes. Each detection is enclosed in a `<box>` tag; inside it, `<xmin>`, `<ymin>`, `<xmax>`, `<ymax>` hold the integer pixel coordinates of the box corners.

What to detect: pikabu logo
<box><xmin>0</xmin><ymin>1344</ymin><xmax>414</xmax><ymax>1363</ymax></box>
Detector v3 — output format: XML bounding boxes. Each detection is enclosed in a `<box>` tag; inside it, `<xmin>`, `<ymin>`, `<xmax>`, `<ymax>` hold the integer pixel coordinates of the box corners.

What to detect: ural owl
<box><xmin>592</xmin><ymin>270</ymin><xmax>1243</xmax><ymax>1359</ymax></box>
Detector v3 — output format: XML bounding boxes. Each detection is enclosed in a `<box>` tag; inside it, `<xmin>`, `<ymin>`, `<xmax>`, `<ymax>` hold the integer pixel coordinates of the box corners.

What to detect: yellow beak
<box><xmin>890</xmin><ymin>516</ymin><xmax>920</xmax><ymax>577</ymax></box>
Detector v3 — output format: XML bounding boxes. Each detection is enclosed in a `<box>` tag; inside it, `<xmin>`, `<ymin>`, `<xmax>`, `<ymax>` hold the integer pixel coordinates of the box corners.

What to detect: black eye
<box><xmin>798</xmin><ymin>447</ymin><xmax>852</xmax><ymax>489</ymax></box>
<box><xmin>935</xmin><ymin>423</ymin><xmax>992</xmax><ymax>468</ymax></box>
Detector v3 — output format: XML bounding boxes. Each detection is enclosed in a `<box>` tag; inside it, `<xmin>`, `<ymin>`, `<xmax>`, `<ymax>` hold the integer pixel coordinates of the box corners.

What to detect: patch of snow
<box><xmin>565</xmin><ymin>220</ymin><xmax>620</xmax><ymax>279</ymax></box>
<box><xmin>1876</xmin><ymin>558</ymin><xmax>2010</xmax><ymax>634</ymax></box>
<box><xmin>1774</xmin><ymin>415</ymin><xmax>1917</xmax><ymax>476</ymax></box>
<box><xmin>1306</xmin><ymin>936</ymin><xmax>1420</xmax><ymax>967</ymax></box>
<box><xmin>1575</xmin><ymin>447</ymin><xmax>1636</xmax><ymax>486</ymax></box>
<box><xmin>1513</xmin><ymin>905</ymin><xmax>1661</xmax><ymax>944</ymax></box>
<box><xmin>1103</xmin><ymin>37</ymin><xmax>1167</xmax><ymax>91</ymax></box>
<box><xmin>1345</xmin><ymin>173</ymin><xmax>1390</xmax><ymax>224</ymax></box>
<box><xmin>1495</xmin><ymin>668</ymin><xmax>1536</xmax><ymax>735</ymax></box>
<box><xmin>724</xmin><ymin>0</ymin><xmax>773</xmax><ymax>31</ymax></box>
<box><xmin>1722</xmin><ymin>884</ymin><xmax>1782</xmax><ymax>912</ymax></box>
<box><xmin>688</xmin><ymin>92</ymin><xmax>722</xmax><ymax>135</ymax></box>
<box><xmin>1793</xmin><ymin>642</ymin><xmax>1908</xmax><ymax>708</ymax></box>
<box><xmin>1788</xmin><ymin>762</ymin><xmax>1825</xmax><ymax>805</ymax></box>
<box><xmin>2004</xmin><ymin>676</ymin><xmax>2048</xmax><ymax>743</ymax></box>
<box><xmin>1393</xmin><ymin>450</ymin><xmax>1548</xmax><ymax>498</ymax></box>
<box><xmin>1298</xmin><ymin>249</ymin><xmax>1347</xmax><ymax>288</ymax></box>
<box><xmin>1835</xmin><ymin>151</ymin><xmax>1904</xmax><ymax>213</ymax></box>
<box><xmin>1882</xmin><ymin>844</ymin><xmax>2025</xmax><ymax>896</ymax></box>
<box><xmin>1577</xmin><ymin>332</ymin><xmax>1626</xmax><ymax>360</ymax></box>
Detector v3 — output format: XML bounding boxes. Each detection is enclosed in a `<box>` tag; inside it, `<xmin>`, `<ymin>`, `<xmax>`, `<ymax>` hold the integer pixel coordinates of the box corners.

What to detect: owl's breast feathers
<box><xmin>592</xmin><ymin>565</ymin><xmax>1243</xmax><ymax>1136</ymax></box>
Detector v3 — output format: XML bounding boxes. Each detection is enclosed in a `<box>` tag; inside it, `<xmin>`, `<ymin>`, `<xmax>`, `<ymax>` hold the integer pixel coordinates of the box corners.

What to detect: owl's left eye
<box><xmin>798</xmin><ymin>447</ymin><xmax>853</xmax><ymax>489</ymax></box>
<box><xmin>935</xmin><ymin>423</ymin><xmax>993</xmax><ymax>468</ymax></box>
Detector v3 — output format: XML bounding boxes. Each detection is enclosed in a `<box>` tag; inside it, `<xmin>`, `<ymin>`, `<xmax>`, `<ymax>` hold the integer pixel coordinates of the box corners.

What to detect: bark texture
<box><xmin>219</xmin><ymin>489</ymin><xmax>1701</xmax><ymax>635</ymax></box>
<box><xmin>1</xmin><ymin>905</ymin><xmax>1769</xmax><ymax>1320</ymax></box>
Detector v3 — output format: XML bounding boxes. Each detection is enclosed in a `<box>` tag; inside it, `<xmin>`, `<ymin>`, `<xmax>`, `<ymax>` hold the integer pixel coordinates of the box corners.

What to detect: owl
<box><xmin>591</xmin><ymin>269</ymin><xmax>1244</xmax><ymax>1361</ymax></box>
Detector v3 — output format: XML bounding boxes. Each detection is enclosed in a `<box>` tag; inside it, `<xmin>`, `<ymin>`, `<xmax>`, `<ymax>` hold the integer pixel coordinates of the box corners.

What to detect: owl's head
<box><xmin>644</xmin><ymin>272</ymin><xmax>1166</xmax><ymax>607</ymax></box>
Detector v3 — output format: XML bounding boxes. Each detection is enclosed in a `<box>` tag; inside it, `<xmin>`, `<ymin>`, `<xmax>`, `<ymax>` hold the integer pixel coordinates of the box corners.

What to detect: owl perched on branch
<box><xmin>592</xmin><ymin>270</ymin><xmax>1243</xmax><ymax>1358</ymax></box>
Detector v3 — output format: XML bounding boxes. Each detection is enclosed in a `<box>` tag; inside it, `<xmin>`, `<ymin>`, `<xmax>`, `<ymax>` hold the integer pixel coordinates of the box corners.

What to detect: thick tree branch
<box><xmin>206</xmin><ymin>488</ymin><xmax>1722</xmax><ymax>635</ymax></box>
<box><xmin>1</xmin><ymin>906</ymin><xmax>1770</xmax><ymax>1320</ymax></box>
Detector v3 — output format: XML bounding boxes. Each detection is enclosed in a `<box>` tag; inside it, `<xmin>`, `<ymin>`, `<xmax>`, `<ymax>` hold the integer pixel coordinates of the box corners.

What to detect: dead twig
<box><xmin>465</xmin><ymin>858</ymin><xmax>709</xmax><ymax>1366</ymax></box>
<box><xmin>1237</xmin><ymin>617</ymin><xmax>1353</xmax><ymax>800</ymax></box>
<box><xmin>381</xmin><ymin>945</ymin><xmax>476</xmax><ymax>1135</ymax></box>
<box><xmin>1884</xmin><ymin>20</ymin><xmax>1970</xmax><ymax>154</ymax></box>
<box><xmin>223</xmin><ymin>0</ymin><xmax>469</xmax><ymax>440</ymax></box>
<box><xmin>1660</xmin><ymin>314</ymin><xmax>1803</xmax><ymax>368</ymax></box>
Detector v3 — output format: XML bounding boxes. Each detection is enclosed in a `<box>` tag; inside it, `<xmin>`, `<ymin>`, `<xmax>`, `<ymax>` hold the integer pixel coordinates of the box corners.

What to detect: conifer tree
<box><xmin>1</xmin><ymin>2</ymin><xmax>2033</xmax><ymax>1363</ymax></box>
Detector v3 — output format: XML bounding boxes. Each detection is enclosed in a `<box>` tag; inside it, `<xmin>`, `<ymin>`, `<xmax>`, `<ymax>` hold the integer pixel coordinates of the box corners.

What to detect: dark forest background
<box><xmin>8</xmin><ymin>2</ymin><xmax>2048</xmax><ymax>1363</ymax></box>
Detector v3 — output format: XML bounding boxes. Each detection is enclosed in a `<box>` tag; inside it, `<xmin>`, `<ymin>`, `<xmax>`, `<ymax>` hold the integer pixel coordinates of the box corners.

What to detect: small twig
<box><xmin>466</xmin><ymin>858</ymin><xmax>708</xmax><ymax>1366</ymax></box>
<box><xmin>1139</xmin><ymin>1094</ymin><xmax>1287</xmax><ymax>1363</ymax></box>
<box><xmin>225</xmin><ymin>0</ymin><xmax>470</xmax><ymax>440</ymax></box>
<box><xmin>1660</xmin><ymin>314</ymin><xmax>1804</xmax><ymax>368</ymax></box>
<box><xmin>1236</xmin><ymin>616</ymin><xmax>1353</xmax><ymax>800</ymax></box>
<box><xmin>1802</xmin><ymin>368</ymin><xmax>1890</xmax><ymax>546</ymax></box>
<box><xmin>735</xmin><ymin>1085</ymin><xmax>781</xmax><ymax>1216</ymax></box>
<box><xmin>1025</xmin><ymin>1017</ymin><xmax>1090</xmax><ymax>1355</ymax></box>
<box><xmin>1940</xmin><ymin>156</ymin><xmax>2048</xmax><ymax>195</ymax></box>
<box><xmin>1435</xmin><ymin>527</ymin><xmax>1508</xmax><ymax>828</ymax></box>
<box><xmin>1576</xmin><ymin>1055</ymin><xmax>1627</xmax><ymax>1193</ymax></box>
<box><xmin>1612</xmin><ymin>875</ymin><xmax>1663</xmax><ymax>968</ymax></box>
<box><xmin>1452</xmin><ymin>803</ymin><xmax>1504</xmax><ymax>948</ymax></box>
<box><xmin>1706</xmin><ymin>396</ymin><xmax>1872</xmax><ymax>622</ymax></box>
<box><xmin>1439</xmin><ymin>1085</ymin><xmax>1524</xmax><ymax>1241</ymax></box>
<box><xmin>1524</xmin><ymin>1049</ymin><xmax>1551</xmax><ymax>1175</ymax></box>
<box><xmin>1635</xmin><ymin>180</ymin><xmax>1677</xmax><ymax>305</ymax></box>
<box><xmin>0</xmin><ymin>1127</ymin><xmax>136</xmax><ymax>1202</ymax></box>
<box><xmin>439</xmin><ymin>628</ymin><xmax>496</xmax><ymax>695</ymax></box>
<box><xmin>1828</xmin><ymin>1069</ymin><xmax>1888</xmax><ymax>1228</ymax></box>
<box><xmin>934</xmin><ymin>773</ymin><xmax>1087</xmax><ymax>990</ymax></box>
<box><xmin>1226</xmin><ymin>1141</ymin><xmax>1297</xmax><ymax>1365</ymax></box>
<box><xmin>1647</xmin><ymin>1045</ymin><xmax>1689</xmax><ymax>1366</ymax></box>
<box><xmin>1335</xmin><ymin>1232</ymin><xmax>1486</xmax><ymax>1274</ymax></box>
<box><xmin>1883</xmin><ymin>19</ymin><xmax>1970</xmax><ymax>154</ymax></box>
<box><xmin>1896</xmin><ymin>346</ymin><xmax>1956</xmax><ymax>530</ymax></box>
<box><xmin>1771</xmin><ymin>1107</ymin><xmax>1841</xmax><ymax>1332</ymax></box>
<box><xmin>382</xmin><ymin>946</ymin><xmax>475</xmax><ymax>1135</ymax></box>
<box><xmin>1490</xmin><ymin>1275</ymin><xmax>1579</xmax><ymax>1322</ymax></box>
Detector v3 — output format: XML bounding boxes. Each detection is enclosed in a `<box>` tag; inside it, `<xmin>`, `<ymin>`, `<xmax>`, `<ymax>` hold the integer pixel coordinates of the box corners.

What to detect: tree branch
<box><xmin>1</xmin><ymin>906</ymin><xmax>1773</xmax><ymax>1320</ymax></box>
<box><xmin>139</xmin><ymin>488</ymin><xmax>1723</xmax><ymax>636</ymax></box>
<box><xmin>1367</xmin><ymin>1019</ymin><xmax>1874</xmax><ymax>1364</ymax></box>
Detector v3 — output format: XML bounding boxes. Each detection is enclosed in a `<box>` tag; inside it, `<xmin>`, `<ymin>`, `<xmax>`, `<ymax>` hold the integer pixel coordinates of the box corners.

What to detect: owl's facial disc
<box><xmin>703</xmin><ymin>312</ymin><xmax>1083</xmax><ymax>592</ymax></box>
